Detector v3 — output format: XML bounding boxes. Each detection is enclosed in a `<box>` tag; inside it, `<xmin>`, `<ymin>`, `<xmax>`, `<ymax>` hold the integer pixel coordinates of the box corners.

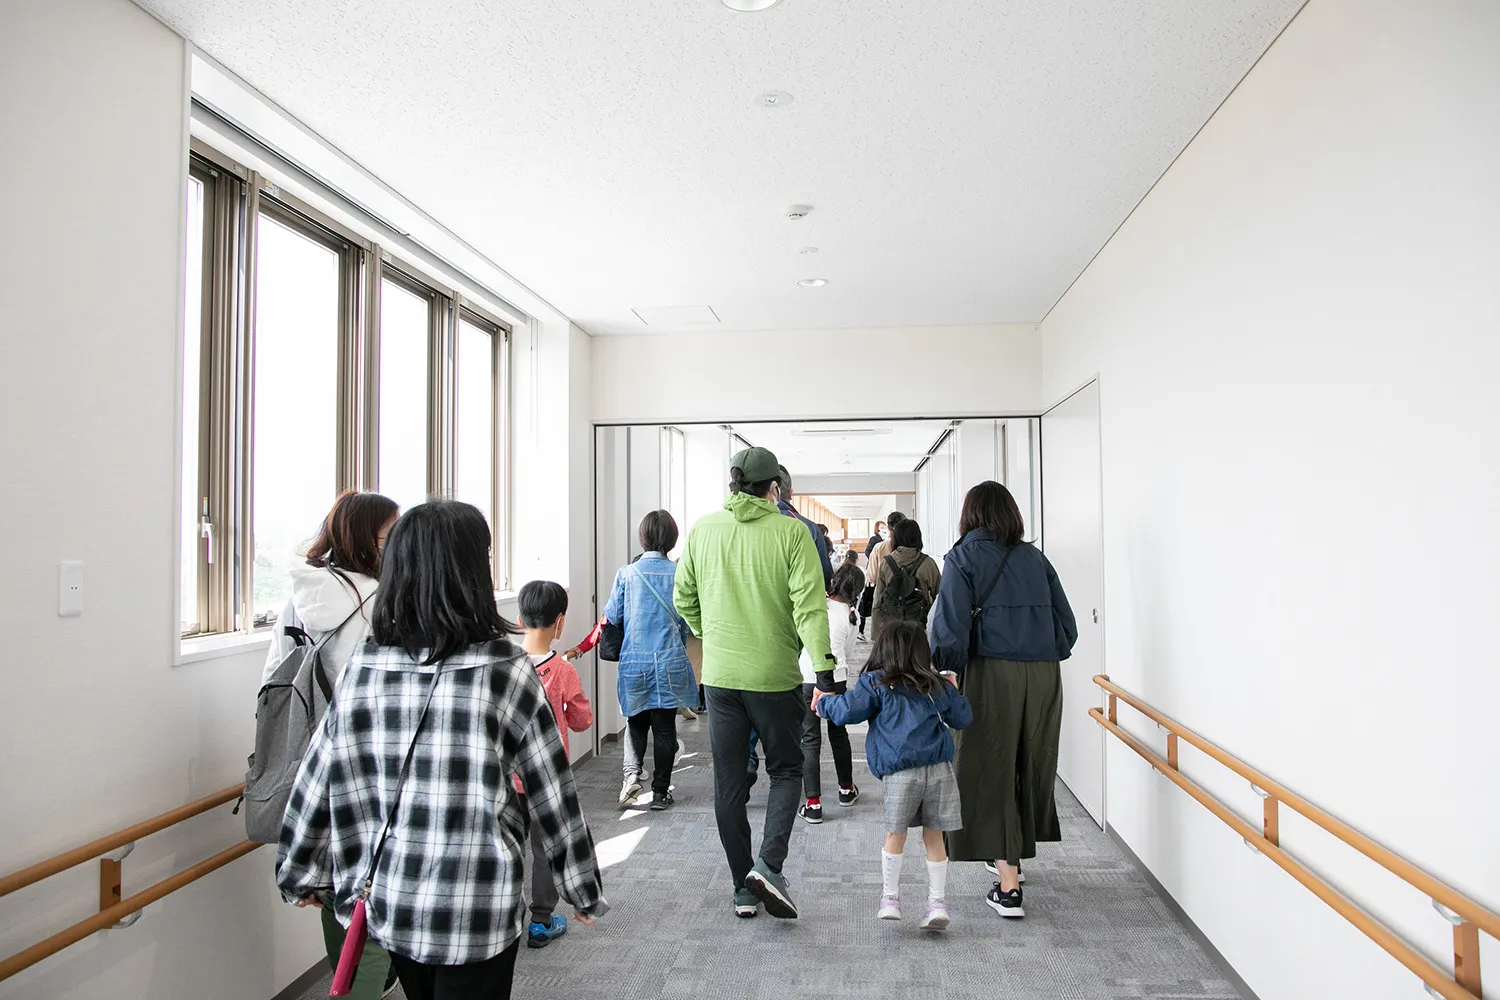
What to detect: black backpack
<box><xmin>876</xmin><ymin>555</ymin><xmax>931</xmax><ymax>624</ymax></box>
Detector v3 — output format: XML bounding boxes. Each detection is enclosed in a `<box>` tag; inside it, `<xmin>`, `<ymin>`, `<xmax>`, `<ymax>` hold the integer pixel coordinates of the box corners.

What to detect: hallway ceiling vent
<box><xmin>793</xmin><ymin>426</ymin><xmax>890</xmax><ymax>437</ymax></box>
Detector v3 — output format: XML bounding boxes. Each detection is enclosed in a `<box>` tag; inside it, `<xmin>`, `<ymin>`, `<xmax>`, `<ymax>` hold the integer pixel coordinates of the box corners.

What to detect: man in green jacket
<box><xmin>675</xmin><ymin>445</ymin><xmax>834</xmax><ymax>920</ymax></box>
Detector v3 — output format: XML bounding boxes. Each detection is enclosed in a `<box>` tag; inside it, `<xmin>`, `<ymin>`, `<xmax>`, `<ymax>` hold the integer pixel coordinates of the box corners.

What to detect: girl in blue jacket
<box><xmin>813</xmin><ymin>620</ymin><xmax>973</xmax><ymax>931</ymax></box>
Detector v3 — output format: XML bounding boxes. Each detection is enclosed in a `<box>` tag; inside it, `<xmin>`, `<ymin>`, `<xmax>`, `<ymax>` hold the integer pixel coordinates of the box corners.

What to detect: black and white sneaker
<box><xmin>798</xmin><ymin>802</ymin><xmax>823</xmax><ymax>824</ymax></box>
<box><xmin>986</xmin><ymin>883</ymin><xmax>1025</xmax><ymax>918</ymax></box>
<box><xmin>984</xmin><ymin>862</ymin><xmax>1025</xmax><ymax>883</ymax></box>
<box><xmin>838</xmin><ymin>785</ymin><xmax>860</xmax><ymax>807</ymax></box>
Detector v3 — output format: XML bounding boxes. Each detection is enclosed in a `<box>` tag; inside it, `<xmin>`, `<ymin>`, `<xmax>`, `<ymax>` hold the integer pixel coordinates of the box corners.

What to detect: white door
<box><xmin>1041</xmin><ymin>380</ymin><xmax>1106</xmax><ymax>827</ymax></box>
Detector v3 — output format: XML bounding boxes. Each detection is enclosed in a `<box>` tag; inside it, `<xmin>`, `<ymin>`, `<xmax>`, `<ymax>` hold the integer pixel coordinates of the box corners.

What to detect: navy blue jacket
<box><xmin>818</xmin><ymin>670</ymin><xmax>972</xmax><ymax>778</ymax></box>
<box><xmin>928</xmin><ymin>531</ymin><xmax>1077</xmax><ymax>674</ymax></box>
<box><xmin>777</xmin><ymin>499</ymin><xmax>833</xmax><ymax>587</ymax></box>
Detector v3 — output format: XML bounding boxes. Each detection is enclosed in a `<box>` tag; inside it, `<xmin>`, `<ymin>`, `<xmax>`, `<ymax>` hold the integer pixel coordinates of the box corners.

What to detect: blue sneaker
<box><xmin>527</xmin><ymin>914</ymin><xmax>567</xmax><ymax>948</ymax></box>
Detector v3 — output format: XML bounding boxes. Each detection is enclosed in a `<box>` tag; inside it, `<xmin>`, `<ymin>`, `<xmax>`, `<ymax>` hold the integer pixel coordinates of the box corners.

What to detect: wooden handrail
<box><xmin>0</xmin><ymin>841</ymin><xmax>262</xmax><ymax>983</ymax></box>
<box><xmin>1092</xmin><ymin>675</ymin><xmax>1494</xmax><ymax>1000</ymax></box>
<box><xmin>0</xmin><ymin>783</ymin><xmax>245</xmax><ymax>898</ymax></box>
<box><xmin>0</xmin><ymin>784</ymin><xmax>260</xmax><ymax>984</ymax></box>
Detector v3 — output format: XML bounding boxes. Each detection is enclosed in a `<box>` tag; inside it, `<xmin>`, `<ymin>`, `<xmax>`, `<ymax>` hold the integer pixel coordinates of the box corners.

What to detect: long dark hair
<box><xmin>957</xmin><ymin>481</ymin><xmax>1025</xmax><ymax>547</ymax></box>
<box><xmin>306</xmin><ymin>490</ymin><xmax>398</xmax><ymax>597</ymax></box>
<box><xmin>868</xmin><ymin>619</ymin><xmax>942</xmax><ymax>695</ymax></box>
<box><xmin>371</xmin><ymin>500</ymin><xmax>520</xmax><ymax>664</ymax></box>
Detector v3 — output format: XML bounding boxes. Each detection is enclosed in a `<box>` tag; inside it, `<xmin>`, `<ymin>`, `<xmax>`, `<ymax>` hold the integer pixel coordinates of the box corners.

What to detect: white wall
<box><xmin>795</xmin><ymin>473</ymin><xmax>915</xmax><ymax>496</ymax></box>
<box><xmin>0</xmin><ymin>3</ymin><xmax>597</xmax><ymax>998</ymax></box>
<box><xmin>682</xmin><ymin>425</ymin><xmax>731</xmax><ymax>532</ymax></box>
<box><xmin>591</xmin><ymin>324</ymin><xmax>1041</xmax><ymax>423</ymax></box>
<box><xmin>0</xmin><ymin>3</ymin><xmax>327</xmax><ymax>998</ymax></box>
<box><xmin>1039</xmin><ymin>1</ymin><xmax>1500</xmax><ymax>997</ymax></box>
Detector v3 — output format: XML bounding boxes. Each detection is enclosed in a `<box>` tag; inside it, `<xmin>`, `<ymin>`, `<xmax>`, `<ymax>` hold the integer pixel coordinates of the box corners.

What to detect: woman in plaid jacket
<box><xmin>276</xmin><ymin>500</ymin><xmax>608</xmax><ymax>1000</ymax></box>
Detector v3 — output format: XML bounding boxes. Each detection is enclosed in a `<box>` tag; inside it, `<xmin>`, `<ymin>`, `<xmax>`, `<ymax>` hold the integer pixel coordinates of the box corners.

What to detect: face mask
<box><xmin>879</xmin><ymin>530</ymin><xmax>889</xmax><ymax>540</ymax></box>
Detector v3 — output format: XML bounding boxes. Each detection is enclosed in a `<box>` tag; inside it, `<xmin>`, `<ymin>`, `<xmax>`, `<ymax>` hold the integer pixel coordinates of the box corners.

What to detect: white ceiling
<box><xmin>140</xmin><ymin>0</ymin><xmax>1303</xmax><ymax>336</ymax></box>
<box><xmin>730</xmin><ymin>420</ymin><xmax>949</xmax><ymax>477</ymax></box>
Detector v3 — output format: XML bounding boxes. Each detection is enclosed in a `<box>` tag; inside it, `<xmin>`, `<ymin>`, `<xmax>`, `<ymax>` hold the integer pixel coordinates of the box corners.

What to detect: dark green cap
<box><xmin>730</xmin><ymin>446</ymin><xmax>780</xmax><ymax>483</ymax></box>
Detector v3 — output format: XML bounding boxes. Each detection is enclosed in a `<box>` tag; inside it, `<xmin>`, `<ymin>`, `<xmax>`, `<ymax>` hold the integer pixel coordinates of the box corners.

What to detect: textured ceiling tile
<box><xmin>141</xmin><ymin>0</ymin><xmax>1304</xmax><ymax>333</ymax></box>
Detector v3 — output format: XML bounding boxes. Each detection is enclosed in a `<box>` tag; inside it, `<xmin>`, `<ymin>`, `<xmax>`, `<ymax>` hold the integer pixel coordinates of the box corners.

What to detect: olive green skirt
<box><xmin>947</xmin><ymin>657</ymin><xmax>1063</xmax><ymax>866</ymax></box>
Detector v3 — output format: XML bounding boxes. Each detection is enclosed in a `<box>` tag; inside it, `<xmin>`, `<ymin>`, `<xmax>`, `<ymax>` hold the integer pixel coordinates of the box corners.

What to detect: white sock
<box><xmin>927</xmin><ymin>859</ymin><xmax>948</xmax><ymax>902</ymax></box>
<box><xmin>881</xmin><ymin>850</ymin><xmax>903</xmax><ymax>898</ymax></box>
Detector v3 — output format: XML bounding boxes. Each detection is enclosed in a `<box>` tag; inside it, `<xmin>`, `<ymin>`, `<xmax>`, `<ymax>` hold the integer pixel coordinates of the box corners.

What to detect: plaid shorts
<box><xmin>881</xmin><ymin>761</ymin><xmax>963</xmax><ymax>833</ymax></box>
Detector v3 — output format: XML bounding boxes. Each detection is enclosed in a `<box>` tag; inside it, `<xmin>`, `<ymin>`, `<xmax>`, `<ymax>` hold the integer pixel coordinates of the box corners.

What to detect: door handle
<box><xmin>1092</xmin><ymin>609</ymin><xmax>1098</xmax><ymax>624</ymax></box>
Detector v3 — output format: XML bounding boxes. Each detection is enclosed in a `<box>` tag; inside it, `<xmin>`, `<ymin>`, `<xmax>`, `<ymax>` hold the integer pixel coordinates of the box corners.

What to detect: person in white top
<box><xmin>258</xmin><ymin>490</ymin><xmax>400</xmax><ymax>1000</ymax></box>
<box><xmin>796</xmin><ymin>563</ymin><xmax>866</xmax><ymax>824</ymax></box>
<box><xmin>259</xmin><ymin>490</ymin><xmax>399</xmax><ymax>687</ymax></box>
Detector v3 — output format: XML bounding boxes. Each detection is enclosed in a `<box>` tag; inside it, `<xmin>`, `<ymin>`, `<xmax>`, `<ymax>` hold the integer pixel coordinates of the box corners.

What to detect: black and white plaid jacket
<box><xmin>276</xmin><ymin>638</ymin><xmax>607</xmax><ymax>965</ymax></box>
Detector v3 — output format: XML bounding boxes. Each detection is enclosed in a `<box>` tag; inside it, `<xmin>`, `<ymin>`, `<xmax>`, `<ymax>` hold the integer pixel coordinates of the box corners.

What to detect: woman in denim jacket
<box><xmin>604</xmin><ymin>510</ymin><xmax>698</xmax><ymax>810</ymax></box>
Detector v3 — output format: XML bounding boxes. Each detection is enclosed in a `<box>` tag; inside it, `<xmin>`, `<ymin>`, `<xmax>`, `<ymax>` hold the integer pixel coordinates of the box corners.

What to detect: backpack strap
<box><xmin>304</xmin><ymin>595</ymin><xmax>373</xmax><ymax>702</ymax></box>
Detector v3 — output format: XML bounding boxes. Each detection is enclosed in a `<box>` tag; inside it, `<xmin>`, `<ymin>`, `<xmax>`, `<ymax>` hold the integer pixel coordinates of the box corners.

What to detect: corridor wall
<box><xmin>0</xmin><ymin>1</ymin><xmax>594</xmax><ymax>997</ymax></box>
<box><xmin>1038</xmin><ymin>1</ymin><xmax>1500</xmax><ymax>997</ymax></box>
<box><xmin>591</xmin><ymin>324</ymin><xmax>1041</xmax><ymax>424</ymax></box>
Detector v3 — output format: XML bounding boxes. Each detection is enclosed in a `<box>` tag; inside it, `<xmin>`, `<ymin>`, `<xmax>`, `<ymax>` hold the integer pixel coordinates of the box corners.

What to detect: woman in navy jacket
<box><xmin>928</xmin><ymin>481</ymin><xmax>1077</xmax><ymax>920</ymax></box>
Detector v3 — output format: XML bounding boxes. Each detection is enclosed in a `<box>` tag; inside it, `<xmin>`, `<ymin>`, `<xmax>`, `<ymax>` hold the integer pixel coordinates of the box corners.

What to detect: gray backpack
<box><xmin>241</xmin><ymin>601</ymin><xmax>367</xmax><ymax>843</ymax></box>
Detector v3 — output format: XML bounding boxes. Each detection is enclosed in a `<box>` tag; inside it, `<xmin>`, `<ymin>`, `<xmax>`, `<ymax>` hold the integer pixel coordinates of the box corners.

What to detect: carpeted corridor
<box><xmin>297</xmin><ymin>705</ymin><xmax>1242</xmax><ymax>999</ymax></box>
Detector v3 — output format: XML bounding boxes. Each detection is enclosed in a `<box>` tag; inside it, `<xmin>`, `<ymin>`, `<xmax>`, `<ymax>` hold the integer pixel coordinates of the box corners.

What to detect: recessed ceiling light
<box><xmin>722</xmin><ymin>0</ymin><xmax>781</xmax><ymax>10</ymax></box>
<box><xmin>755</xmin><ymin>91</ymin><xmax>793</xmax><ymax>108</ymax></box>
<box><xmin>798</xmin><ymin>278</ymin><xmax>828</xmax><ymax>288</ymax></box>
<box><xmin>797</xmin><ymin>246</ymin><xmax>819</xmax><ymax>255</ymax></box>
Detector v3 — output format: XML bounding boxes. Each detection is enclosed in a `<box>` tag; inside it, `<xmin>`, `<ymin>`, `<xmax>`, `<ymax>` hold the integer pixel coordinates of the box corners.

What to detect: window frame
<box><xmin>180</xmin><ymin>140</ymin><xmax>514</xmax><ymax>642</ymax></box>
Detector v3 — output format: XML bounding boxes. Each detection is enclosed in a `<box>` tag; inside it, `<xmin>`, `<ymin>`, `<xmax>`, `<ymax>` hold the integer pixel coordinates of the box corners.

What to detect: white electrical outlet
<box><xmin>58</xmin><ymin>560</ymin><xmax>83</xmax><ymax>617</ymax></box>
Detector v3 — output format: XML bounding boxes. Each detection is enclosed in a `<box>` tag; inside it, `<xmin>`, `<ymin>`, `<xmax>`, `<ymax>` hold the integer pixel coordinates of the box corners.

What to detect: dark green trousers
<box><xmin>948</xmin><ymin>658</ymin><xmax>1063</xmax><ymax>866</ymax></box>
<box><xmin>320</xmin><ymin>904</ymin><xmax>392</xmax><ymax>1000</ymax></box>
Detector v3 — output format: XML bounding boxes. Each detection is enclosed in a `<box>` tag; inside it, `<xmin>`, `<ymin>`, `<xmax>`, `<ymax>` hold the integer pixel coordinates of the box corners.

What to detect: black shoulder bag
<box><xmin>968</xmin><ymin>544</ymin><xmax>1020</xmax><ymax>664</ymax></box>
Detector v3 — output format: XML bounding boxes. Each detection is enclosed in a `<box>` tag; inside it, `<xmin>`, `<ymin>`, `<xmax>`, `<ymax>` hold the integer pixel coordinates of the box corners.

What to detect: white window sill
<box><xmin>178</xmin><ymin>592</ymin><xmax>519</xmax><ymax>666</ymax></box>
<box><xmin>177</xmin><ymin>630</ymin><xmax>272</xmax><ymax>666</ymax></box>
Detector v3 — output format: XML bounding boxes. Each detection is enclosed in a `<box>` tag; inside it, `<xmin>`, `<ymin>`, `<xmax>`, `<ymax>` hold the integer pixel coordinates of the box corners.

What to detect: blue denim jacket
<box><xmin>604</xmin><ymin>553</ymin><xmax>697</xmax><ymax>717</ymax></box>
<box><xmin>818</xmin><ymin>671</ymin><xmax>973</xmax><ymax>779</ymax></box>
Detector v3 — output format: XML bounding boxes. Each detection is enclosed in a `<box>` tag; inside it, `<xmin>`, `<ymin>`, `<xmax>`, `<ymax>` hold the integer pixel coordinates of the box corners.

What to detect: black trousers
<box><xmin>799</xmin><ymin>682</ymin><xmax>853</xmax><ymax>798</ymax></box>
<box><xmin>391</xmin><ymin>939</ymin><xmax>519</xmax><ymax>1000</ymax></box>
<box><xmin>627</xmin><ymin>707</ymin><xmax>679</xmax><ymax>795</ymax></box>
<box><xmin>705</xmin><ymin>685</ymin><xmax>804</xmax><ymax>888</ymax></box>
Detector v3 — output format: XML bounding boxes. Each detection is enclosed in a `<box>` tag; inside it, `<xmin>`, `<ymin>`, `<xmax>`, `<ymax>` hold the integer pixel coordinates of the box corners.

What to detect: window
<box><xmin>456</xmin><ymin>314</ymin><xmax>504</xmax><ymax>573</ymax></box>
<box><xmin>378</xmin><ymin>276</ymin><xmax>433</xmax><ymax>513</ymax></box>
<box><xmin>250</xmin><ymin>209</ymin><xmax>344</xmax><ymax>622</ymax></box>
<box><xmin>180</xmin><ymin>140</ymin><xmax>511</xmax><ymax>640</ymax></box>
<box><xmin>181</xmin><ymin>175</ymin><xmax>207</xmax><ymax>634</ymax></box>
<box><xmin>660</xmin><ymin>426</ymin><xmax>686</xmax><ymax>559</ymax></box>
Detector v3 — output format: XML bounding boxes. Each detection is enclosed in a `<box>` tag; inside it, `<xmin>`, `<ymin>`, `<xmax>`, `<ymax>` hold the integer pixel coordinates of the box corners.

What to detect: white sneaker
<box><xmin>877</xmin><ymin>895</ymin><xmax>902</xmax><ymax>921</ymax></box>
<box><xmin>619</xmin><ymin>776</ymin><xmax>642</xmax><ymax>806</ymax></box>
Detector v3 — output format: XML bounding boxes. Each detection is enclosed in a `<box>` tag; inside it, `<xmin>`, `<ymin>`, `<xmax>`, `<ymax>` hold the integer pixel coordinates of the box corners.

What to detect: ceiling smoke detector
<box><xmin>722</xmin><ymin>0</ymin><xmax>782</xmax><ymax>10</ymax></box>
<box><xmin>798</xmin><ymin>278</ymin><xmax>828</xmax><ymax>287</ymax></box>
<box><xmin>786</xmin><ymin>204</ymin><xmax>813</xmax><ymax>220</ymax></box>
<box><xmin>797</xmin><ymin>246</ymin><xmax>819</xmax><ymax>254</ymax></box>
<box><xmin>755</xmin><ymin>91</ymin><xmax>793</xmax><ymax>108</ymax></box>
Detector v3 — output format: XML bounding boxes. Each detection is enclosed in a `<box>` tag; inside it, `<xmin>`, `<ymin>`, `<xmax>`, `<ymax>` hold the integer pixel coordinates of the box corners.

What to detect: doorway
<box><xmin>1041</xmin><ymin>380</ymin><xmax>1107</xmax><ymax>827</ymax></box>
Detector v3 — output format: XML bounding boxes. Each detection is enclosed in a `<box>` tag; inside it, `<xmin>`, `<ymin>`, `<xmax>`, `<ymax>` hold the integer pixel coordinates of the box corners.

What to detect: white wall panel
<box><xmin>1040</xmin><ymin>1</ymin><xmax>1500</xmax><ymax>996</ymax></box>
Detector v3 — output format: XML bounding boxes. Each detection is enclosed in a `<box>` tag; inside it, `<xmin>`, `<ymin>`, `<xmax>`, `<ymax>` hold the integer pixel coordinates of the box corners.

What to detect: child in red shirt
<box><xmin>517</xmin><ymin>581</ymin><xmax>593</xmax><ymax>948</ymax></box>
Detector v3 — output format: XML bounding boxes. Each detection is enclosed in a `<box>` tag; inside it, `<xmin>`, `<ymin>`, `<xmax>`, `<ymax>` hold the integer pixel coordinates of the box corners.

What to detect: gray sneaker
<box><xmin>744</xmin><ymin>858</ymin><xmax>798</xmax><ymax>919</ymax></box>
<box><xmin>733</xmin><ymin>887</ymin><xmax>759</xmax><ymax>918</ymax></box>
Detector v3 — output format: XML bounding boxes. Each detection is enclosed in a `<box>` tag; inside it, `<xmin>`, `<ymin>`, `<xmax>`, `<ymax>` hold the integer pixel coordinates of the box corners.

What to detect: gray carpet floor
<box><xmin>296</xmin><ymin>658</ymin><xmax>1241</xmax><ymax>999</ymax></box>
